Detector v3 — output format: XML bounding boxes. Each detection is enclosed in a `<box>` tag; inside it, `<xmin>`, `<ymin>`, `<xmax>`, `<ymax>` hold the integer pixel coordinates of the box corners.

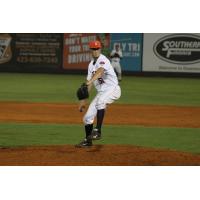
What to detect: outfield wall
<box><xmin>1</xmin><ymin>33</ymin><xmax>200</xmax><ymax>75</ymax></box>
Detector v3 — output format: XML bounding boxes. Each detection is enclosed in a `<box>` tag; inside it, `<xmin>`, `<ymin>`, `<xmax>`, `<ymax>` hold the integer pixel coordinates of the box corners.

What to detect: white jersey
<box><xmin>110</xmin><ymin>49</ymin><xmax>123</xmax><ymax>63</ymax></box>
<box><xmin>87</xmin><ymin>54</ymin><xmax>118</xmax><ymax>92</ymax></box>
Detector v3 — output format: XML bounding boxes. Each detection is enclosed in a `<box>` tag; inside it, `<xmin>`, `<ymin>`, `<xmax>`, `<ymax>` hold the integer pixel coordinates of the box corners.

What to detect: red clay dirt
<box><xmin>0</xmin><ymin>145</ymin><xmax>200</xmax><ymax>166</ymax></box>
<box><xmin>0</xmin><ymin>102</ymin><xmax>200</xmax><ymax>166</ymax></box>
<box><xmin>0</xmin><ymin>102</ymin><xmax>200</xmax><ymax>128</ymax></box>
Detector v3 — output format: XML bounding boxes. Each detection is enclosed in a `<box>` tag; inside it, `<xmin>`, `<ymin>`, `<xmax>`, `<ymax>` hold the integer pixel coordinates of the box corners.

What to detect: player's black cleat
<box><xmin>90</xmin><ymin>128</ymin><xmax>101</xmax><ymax>140</ymax></box>
<box><xmin>75</xmin><ymin>138</ymin><xmax>92</xmax><ymax>148</ymax></box>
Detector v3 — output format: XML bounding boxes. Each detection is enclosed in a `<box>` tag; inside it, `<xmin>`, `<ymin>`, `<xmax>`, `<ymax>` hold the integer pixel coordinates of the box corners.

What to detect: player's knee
<box><xmin>96</xmin><ymin>100</ymin><xmax>106</xmax><ymax>110</ymax></box>
<box><xmin>83</xmin><ymin>115</ymin><xmax>94</xmax><ymax>125</ymax></box>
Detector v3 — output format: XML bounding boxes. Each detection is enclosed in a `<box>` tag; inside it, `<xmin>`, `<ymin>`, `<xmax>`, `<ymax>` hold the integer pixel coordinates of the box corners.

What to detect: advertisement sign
<box><xmin>110</xmin><ymin>33</ymin><xmax>143</xmax><ymax>71</ymax></box>
<box><xmin>0</xmin><ymin>33</ymin><xmax>13</xmax><ymax>65</ymax></box>
<box><xmin>15</xmin><ymin>33</ymin><xmax>62</xmax><ymax>67</ymax></box>
<box><xmin>63</xmin><ymin>33</ymin><xmax>110</xmax><ymax>69</ymax></box>
<box><xmin>143</xmin><ymin>33</ymin><xmax>200</xmax><ymax>73</ymax></box>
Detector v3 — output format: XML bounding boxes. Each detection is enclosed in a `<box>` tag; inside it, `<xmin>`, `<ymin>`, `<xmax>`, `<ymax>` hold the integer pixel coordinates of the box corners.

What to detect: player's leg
<box><xmin>83</xmin><ymin>98</ymin><xmax>98</xmax><ymax>138</ymax></box>
<box><xmin>75</xmin><ymin>96</ymin><xmax>98</xmax><ymax>147</ymax></box>
<box><xmin>90</xmin><ymin>109</ymin><xmax>105</xmax><ymax>140</ymax></box>
<box><xmin>111</xmin><ymin>61</ymin><xmax>118</xmax><ymax>77</ymax></box>
<box><xmin>91</xmin><ymin>86</ymin><xmax>121</xmax><ymax>140</ymax></box>
<box><xmin>118</xmin><ymin>63</ymin><xmax>122</xmax><ymax>81</ymax></box>
<box><xmin>115</xmin><ymin>63</ymin><xmax>122</xmax><ymax>81</ymax></box>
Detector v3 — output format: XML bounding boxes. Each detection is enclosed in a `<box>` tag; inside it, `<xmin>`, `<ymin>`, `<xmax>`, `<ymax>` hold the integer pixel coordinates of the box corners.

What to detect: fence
<box><xmin>0</xmin><ymin>33</ymin><xmax>200</xmax><ymax>75</ymax></box>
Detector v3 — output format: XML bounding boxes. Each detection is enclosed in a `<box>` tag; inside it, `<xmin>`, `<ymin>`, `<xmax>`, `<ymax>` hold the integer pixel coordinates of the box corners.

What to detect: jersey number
<box><xmin>92</xmin><ymin>71</ymin><xmax>105</xmax><ymax>85</ymax></box>
<box><xmin>98</xmin><ymin>78</ymin><xmax>105</xmax><ymax>84</ymax></box>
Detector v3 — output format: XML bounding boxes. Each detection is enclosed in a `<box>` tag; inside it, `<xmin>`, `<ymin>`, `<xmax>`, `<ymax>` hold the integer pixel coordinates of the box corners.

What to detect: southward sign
<box><xmin>153</xmin><ymin>34</ymin><xmax>200</xmax><ymax>64</ymax></box>
<box><xmin>143</xmin><ymin>33</ymin><xmax>200</xmax><ymax>73</ymax></box>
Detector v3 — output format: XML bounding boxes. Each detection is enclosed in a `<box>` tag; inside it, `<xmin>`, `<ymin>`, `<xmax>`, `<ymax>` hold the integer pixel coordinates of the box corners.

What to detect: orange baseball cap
<box><xmin>89</xmin><ymin>40</ymin><xmax>102</xmax><ymax>49</ymax></box>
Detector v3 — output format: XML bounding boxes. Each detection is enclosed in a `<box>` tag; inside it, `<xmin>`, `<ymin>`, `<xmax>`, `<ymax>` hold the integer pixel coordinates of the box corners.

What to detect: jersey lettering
<box><xmin>92</xmin><ymin>71</ymin><xmax>105</xmax><ymax>84</ymax></box>
<box><xmin>98</xmin><ymin>78</ymin><xmax>105</xmax><ymax>85</ymax></box>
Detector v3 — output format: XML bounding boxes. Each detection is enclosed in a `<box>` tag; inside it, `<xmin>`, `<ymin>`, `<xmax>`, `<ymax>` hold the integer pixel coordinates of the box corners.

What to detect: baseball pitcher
<box><xmin>76</xmin><ymin>40</ymin><xmax>121</xmax><ymax>147</ymax></box>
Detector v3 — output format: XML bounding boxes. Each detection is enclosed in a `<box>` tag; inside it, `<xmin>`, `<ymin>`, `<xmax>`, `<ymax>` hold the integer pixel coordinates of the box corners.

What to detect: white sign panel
<box><xmin>143</xmin><ymin>33</ymin><xmax>200</xmax><ymax>73</ymax></box>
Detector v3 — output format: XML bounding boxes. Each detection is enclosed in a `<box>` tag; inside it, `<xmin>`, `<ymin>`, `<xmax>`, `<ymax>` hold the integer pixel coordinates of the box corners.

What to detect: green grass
<box><xmin>0</xmin><ymin>73</ymin><xmax>200</xmax><ymax>155</ymax></box>
<box><xmin>0</xmin><ymin>73</ymin><xmax>200</xmax><ymax>106</ymax></box>
<box><xmin>119</xmin><ymin>76</ymin><xmax>200</xmax><ymax>106</ymax></box>
<box><xmin>0</xmin><ymin>123</ymin><xmax>199</xmax><ymax>154</ymax></box>
<box><xmin>0</xmin><ymin>73</ymin><xmax>83</xmax><ymax>103</ymax></box>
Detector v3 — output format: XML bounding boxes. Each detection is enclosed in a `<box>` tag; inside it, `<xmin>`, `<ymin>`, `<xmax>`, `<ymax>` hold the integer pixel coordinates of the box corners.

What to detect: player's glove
<box><xmin>113</xmin><ymin>53</ymin><xmax>120</xmax><ymax>58</ymax></box>
<box><xmin>76</xmin><ymin>83</ymin><xmax>89</xmax><ymax>100</ymax></box>
<box><xmin>110</xmin><ymin>53</ymin><xmax>120</xmax><ymax>59</ymax></box>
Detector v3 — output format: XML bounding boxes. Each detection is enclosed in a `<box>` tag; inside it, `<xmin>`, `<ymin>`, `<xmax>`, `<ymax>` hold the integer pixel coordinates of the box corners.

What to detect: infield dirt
<box><xmin>0</xmin><ymin>102</ymin><xmax>200</xmax><ymax>166</ymax></box>
<box><xmin>0</xmin><ymin>102</ymin><xmax>200</xmax><ymax>128</ymax></box>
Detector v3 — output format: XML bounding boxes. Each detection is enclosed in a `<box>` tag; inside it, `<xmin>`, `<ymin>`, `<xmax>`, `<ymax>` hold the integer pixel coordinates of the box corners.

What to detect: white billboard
<box><xmin>143</xmin><ymin>33</ymin><xmax>200</xmax><ymax>73</ymax></box>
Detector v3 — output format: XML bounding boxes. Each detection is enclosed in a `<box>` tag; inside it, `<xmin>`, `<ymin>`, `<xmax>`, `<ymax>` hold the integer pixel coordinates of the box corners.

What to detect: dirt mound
<box><xmin>0</xmin><ymin>145</ymin><xmax>199</xmax><ymax>166</ymax></box>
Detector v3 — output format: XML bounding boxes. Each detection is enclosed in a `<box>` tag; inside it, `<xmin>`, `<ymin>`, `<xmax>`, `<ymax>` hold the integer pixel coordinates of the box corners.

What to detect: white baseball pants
<box><xmin>83</xmin><ymin>85</ymin><xmax>121</xmax><ymax>124</ymax></box>
<box><xmin>111</xmin><ymin>61</ymin><xmax>122</xmax><ymax>75</ymax></box>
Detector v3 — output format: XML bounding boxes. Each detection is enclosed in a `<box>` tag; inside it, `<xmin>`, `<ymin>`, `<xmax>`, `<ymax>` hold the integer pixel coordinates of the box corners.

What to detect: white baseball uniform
<box><xmin>110</xmin><ymin>49</ymin><xmax>123</xmax><ymax>78</ymax></box>
<box><xmin>83</xmin><ymin>54</ymin><xmax>121</xmax><ymax>125</ymax></box>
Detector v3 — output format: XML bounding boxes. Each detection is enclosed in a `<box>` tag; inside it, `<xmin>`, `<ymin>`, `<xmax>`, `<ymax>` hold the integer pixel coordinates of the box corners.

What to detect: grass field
<box><xmin>0</xmin><ymin>123</ymin><xmax>200</xmax><ymax>154</ymax></box>
<box><xmin>0</xmin><ymin>73</ymin><xmax>200</xmax><ymax>153</ymax></box>
<box><xmin>0</xmin><ymin>73</ymin><xmax>200</xmax><ymax>106</ymax></box>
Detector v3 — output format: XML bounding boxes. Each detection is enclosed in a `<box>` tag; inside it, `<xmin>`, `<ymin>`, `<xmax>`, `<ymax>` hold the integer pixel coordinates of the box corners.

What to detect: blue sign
<box><xmin>110</xmin><ymin>33</ymin><xmax>143</xmax><ymax>72</ymax></box>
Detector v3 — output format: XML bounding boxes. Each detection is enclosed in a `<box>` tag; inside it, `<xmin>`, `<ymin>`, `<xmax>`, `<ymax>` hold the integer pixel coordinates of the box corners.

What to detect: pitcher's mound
<box><xmin>0</xmin><ymin>145</ymin><xmax>200</xmax><ymax>166</ymax></box>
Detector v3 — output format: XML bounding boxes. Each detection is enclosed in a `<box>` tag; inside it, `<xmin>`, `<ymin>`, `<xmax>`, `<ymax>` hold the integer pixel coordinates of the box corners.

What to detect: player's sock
<box><xmin>85</xmin><ymin>124</ymin><xmax>93</xmax><ymax>138</ymax></box>
<box><xmin>96</xmin><ymin>109</ymin><xmax>105</xmax><ymax>133</ymax></box>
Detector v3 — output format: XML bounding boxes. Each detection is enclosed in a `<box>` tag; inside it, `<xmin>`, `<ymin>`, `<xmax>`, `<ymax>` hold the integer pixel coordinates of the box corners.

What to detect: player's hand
<box><xmin>79</xmin><ymin>99</ymin><xmax>87</xmax><ymax>112</ymax></box>
<box><xmin>86</xmin><ymin>80</ymin><xmax>92</xmax><ymax>86</ymax></box>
